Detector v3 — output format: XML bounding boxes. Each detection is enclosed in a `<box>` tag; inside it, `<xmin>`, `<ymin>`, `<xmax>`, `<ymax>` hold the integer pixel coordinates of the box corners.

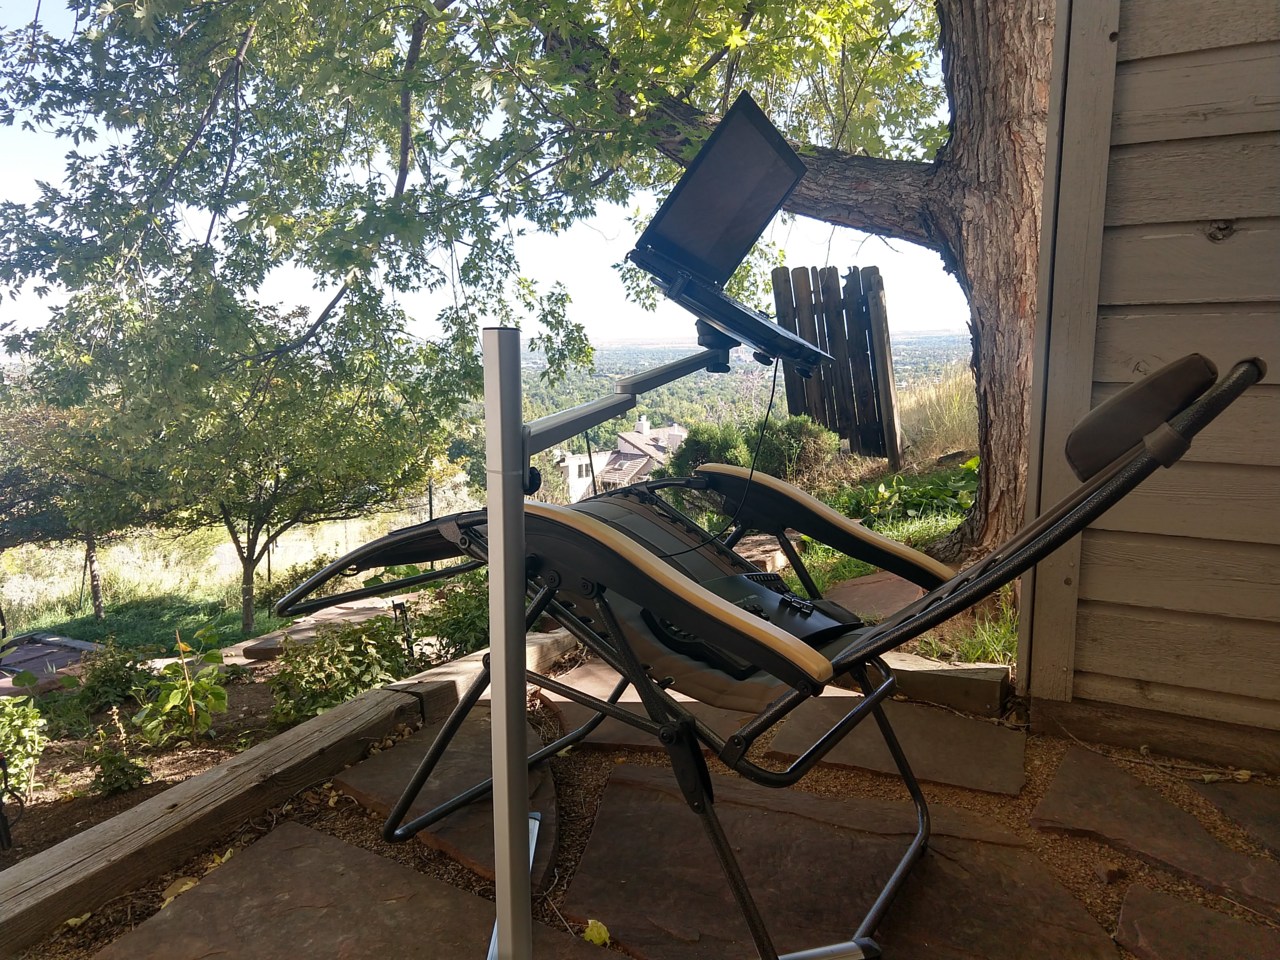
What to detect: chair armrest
<box><xmin>695</xmin><ymin>464</ymin><xmax>954</xmax><ymax>588</ymax></box>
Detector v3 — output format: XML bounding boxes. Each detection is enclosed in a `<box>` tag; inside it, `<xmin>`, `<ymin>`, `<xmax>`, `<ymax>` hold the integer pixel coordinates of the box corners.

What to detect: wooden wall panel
<box><xmin>1117</xmin><ymin>0</ymin><xmax>1280</xmax><ymax>63</ymax></box>
<box><xmin>1092</xmin><ymin>307</ymin><xmax>1280</xmax><ymax>380</ymax></box>
<box><xmin>1105</xmin><ymin>134</ymin><xmax>1280</xmax><ymax>226</ymax></box>
<box><xmin>1072</xmin><ymin>673</ymin><xmax>1280</xmax><ymax>730</ymax></box>
<box><xmin>1076</xmin><ymin>601</ymin><xmax>1280</xmax><ymax>700</ymax></box>
<box><xmin>1025</xmin><ymin>0</ymin><xmax>1122</xmax><ymax>703</ymax></box>
<box><xmin>1113</xmin><ymin>42</ymin><xmax>1280</xmax><ymax>146</ymax></box>
<box><xmin>1098</xmin><ymin>219</ymin><xmax>1280</xmax><ymax>305</ymax></box>
<box><xmin>1030</xmin><ymin>0</ymin><xmax>1280</xmax><ymax>741</ymax></box>
<box><xmin>1090</xmin><ymin>462</ymin><xmax>1280</xmax><ymax>543</ymax></box>
<box><xmin>1091</xmin><ymin>385</ymin><xmax>1280</xmax><ymax>467</ymax></box>
<box><xmin>1079</xmin><ymin>530</ymin><xmax>1280</xmax><ymax>623</ymax></box>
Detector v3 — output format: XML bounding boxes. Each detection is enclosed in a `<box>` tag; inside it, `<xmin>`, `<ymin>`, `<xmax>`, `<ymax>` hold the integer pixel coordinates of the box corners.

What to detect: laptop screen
<box><xmin>636</xmin><ymin>92</ymin><xmax>806</xmax><ymax>287</ymax></box>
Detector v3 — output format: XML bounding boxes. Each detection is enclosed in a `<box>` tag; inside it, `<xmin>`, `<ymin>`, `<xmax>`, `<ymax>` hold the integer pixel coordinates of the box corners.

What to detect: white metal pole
<box><xmin>482</xmin><ymin>326</ymin><xmax>533</xmax><ymax>959</ymax></box>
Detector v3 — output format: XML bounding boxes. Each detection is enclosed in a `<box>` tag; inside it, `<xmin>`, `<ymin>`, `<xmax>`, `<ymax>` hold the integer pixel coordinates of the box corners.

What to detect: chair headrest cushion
<box><xmin>1065</xmin><ymin>353</ymin><xmax>1217</xmax><ymax>481</ymax></box>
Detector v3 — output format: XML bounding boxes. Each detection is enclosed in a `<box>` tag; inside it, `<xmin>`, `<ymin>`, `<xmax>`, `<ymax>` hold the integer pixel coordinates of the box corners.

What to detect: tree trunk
<box><xmin>85</xmin><ymin>533</ymin><xmax>105</xmax><ymax>620</ymax></box>
<box><xmin>782</xmin><ymin>0</ymin><xmax>1053</xmax><ymax>560</ymax></box>
<box><xmin>240</xmin><ymin>557</ymin><xmax>256</xmax><ymax>636</ymax></box>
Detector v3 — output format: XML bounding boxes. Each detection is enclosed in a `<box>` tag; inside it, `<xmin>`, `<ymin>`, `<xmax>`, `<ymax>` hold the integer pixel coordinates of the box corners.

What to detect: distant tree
<box><xmin>0</xmin><ymin>395</ymin><xmax>145</xmax><ymax>620</ymax></box>
<box><xmin>10</xmin><ymin>300</ymin><xmax>466</xmax><ymax>634</ymax></box>
<box><xmin>657</xmin><ymin>422</ymin><xmax>751</xmax><ymax>479</ymax></box>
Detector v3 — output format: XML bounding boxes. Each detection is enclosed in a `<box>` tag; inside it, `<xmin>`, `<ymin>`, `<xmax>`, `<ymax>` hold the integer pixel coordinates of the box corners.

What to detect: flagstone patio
<box><xmin>6</xmin><ymin>580</ymin><xmax>1275</xmax><ymax>960</ymax></box>
<box><xmin>65</xmin><ymin>665</ymin><xmax>1279</xmax><ymax>960</ymax></box>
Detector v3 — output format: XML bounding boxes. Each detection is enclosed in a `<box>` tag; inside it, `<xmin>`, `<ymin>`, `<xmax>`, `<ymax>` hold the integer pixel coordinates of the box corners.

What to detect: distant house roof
<box><xmin>597</xmin><ymin>452</ymin><xmax>654</xmax><ymax>488</ymax></box>
<box><xmin>558</xmin><ymin>416</ymin><xmax>687</xmax><ymax>501</ymax></box>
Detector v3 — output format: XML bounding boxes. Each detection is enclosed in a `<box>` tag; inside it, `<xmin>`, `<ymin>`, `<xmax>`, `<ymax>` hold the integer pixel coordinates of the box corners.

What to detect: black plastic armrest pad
<box><xmin>1066</xmin><ymin>354</ymin><xmax>1216</xmax><ymax>481</ymax></box>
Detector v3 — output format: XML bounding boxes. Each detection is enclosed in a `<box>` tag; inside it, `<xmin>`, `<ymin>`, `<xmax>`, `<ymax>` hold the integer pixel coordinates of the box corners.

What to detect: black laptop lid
<box><xmin>635</xmin><ymin>92</ymin><xmax>806</xmax><ymax>287</ymax></box>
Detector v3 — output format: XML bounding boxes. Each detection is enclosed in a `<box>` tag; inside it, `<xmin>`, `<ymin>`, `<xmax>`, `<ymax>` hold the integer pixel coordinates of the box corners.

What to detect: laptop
<box><xmin>626</xmin><ymin>91</ymin><xmax>832</xmax><ymax>374</ymax></box>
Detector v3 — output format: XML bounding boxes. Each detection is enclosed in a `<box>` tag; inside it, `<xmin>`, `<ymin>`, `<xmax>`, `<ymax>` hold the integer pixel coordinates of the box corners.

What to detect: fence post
<box><xmin>771</xmin><ymin>267</ymin><xmax>805</xmax><ymax>417</ymax></box>
<box><xmin>791</xmin><ymin>267</ymin><xmax>827</xmax><ymax>423</ymax></box>
<box><xmin>861</xmin><ymin>267</ymin><xmax>904</xmax><ymax>471</ymax></box>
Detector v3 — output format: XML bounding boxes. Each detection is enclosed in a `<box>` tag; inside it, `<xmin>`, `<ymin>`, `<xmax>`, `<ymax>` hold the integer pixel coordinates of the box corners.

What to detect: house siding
<box><xmin>1027</xmin><ymin>0</ymin><xmax>1280</xmax><ymax>746</ymax></box>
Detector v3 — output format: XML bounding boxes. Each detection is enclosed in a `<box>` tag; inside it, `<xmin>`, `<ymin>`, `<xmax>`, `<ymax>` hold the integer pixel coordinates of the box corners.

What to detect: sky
<box><xmin>0</xmin><ymin>3</ymin><xmax>971</xmax><ymax>351</ymax></box>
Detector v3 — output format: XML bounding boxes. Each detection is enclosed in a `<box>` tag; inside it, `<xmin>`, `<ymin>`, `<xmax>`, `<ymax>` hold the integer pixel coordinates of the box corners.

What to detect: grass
<box><xmin>778</xmin><ymin>460</ymin><xmax>1019</xmax><ymax>666</ymax></box>
<box><xmin>0</xmin><ymin>504</ymin><xmax>458</xmax><ymax>654</ymax></box>
<box><xmin>897</xmin><ymin>363</ymin><xmax>978</xmax><ymax>465</ymax></box>
<box><xmin>782</xmin><ymin>512</ymin><xmax>966</xmax><ymax>597</ymax></box>
<box><xmin>917</xmin><ymin>586</ymin><xmax>1019</xmax><ymax>665</ymax></box>
<box><xmin>17</xmin><ymin>596</ymin><xmax>290</xmax><ymax>655</ymax></box>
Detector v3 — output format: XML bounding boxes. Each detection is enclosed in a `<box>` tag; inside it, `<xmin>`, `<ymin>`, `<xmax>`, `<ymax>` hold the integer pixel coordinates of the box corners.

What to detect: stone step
<box><xmin>767</xmin><ymin>695</ymin><xmax>1027</xmax><ymax>795</ymax></box>
<box><xmin>1190</xmin><ymin>778</ymin><xmax>1280</xmax><ymax>857</ymax></box>
<box><xmin>94</xmin><ymin>822</ymin><xmax>604</xmax><ymax>959</ymax></box>
<box><xmin>334</xmin><ymin>706</ymin><xmax>559</xmax><ymax>891</ymax></box>
<box><xmin>1116</xmin><ymin>883</ymin><xmax>1280</xmax><ymax>960</ymax></box>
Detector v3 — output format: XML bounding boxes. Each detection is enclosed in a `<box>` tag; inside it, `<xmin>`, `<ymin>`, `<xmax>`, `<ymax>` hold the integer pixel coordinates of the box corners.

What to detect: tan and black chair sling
<box><xmin>279</xmin><ymin>354</ymin><xmax>1265</xmax><ymax>960</ymax></box>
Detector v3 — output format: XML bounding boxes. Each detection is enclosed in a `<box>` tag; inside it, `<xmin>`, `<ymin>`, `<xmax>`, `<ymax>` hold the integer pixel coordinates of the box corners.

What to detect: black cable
<box><xmin>657</xmin><ymin>357</ymin><xmax>781</xmax><ymax>560</ymax></box>
<box><xmin>584</xmin><ymin>433</ymin><xmax>600</xmax><ymax>498</ymax></box>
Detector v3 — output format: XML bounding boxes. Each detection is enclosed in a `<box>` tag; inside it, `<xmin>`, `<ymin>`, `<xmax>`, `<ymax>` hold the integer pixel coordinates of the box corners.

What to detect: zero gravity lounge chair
<box><xmin>279</xmin><ymin>353</ymin><xmax>1266</xmax><ymax>960</ymax></box>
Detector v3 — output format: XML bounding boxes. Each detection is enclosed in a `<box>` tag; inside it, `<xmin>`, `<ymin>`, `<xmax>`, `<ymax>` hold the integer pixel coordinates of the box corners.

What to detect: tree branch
<box><xmin>784</xmin><ymin>146</ymin><xmax>942</xmax><ymax>253</ymax></box>
<box><xmin>643</xmin><ymin>96</ymin><xmax>946</xmax><ymax>253</ymax></box>
<box><xmin>396</xmin><ymin>13</ymin><xmax>429</xmax><ymax>196</ymax></box>
<box><xmin>144</xmin><ymin>23</ymin><xmax>256</xmax><ymax>221</ymax></box>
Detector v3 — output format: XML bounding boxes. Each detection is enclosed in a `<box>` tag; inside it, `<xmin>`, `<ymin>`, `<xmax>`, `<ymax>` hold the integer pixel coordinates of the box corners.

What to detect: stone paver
<box><xmin>1116</xmin><ymin>883</ymin><xmax>1280</xmax><ymax>960</ymax></box>
<box><xmin>564</xmin><ymin>764</ymin><xmax>1115</xmax><ymax>960</ymax></box>
<box><xmin>1031</xmin><ymin>748</ymin><xmax>1280</xmax><ymax>919</ymax></box>
<box><xmin>767</xmin><ymin>695</ymin><xmax>1027</xmax><ymax>795</ymax></box>
<box><xmin>1190</xmin><ymin>779</ymin><xmax>1280</xmax><ymax>857</ymax></box>
<box><xmin>94</xmin><ymin>822</ymin><xmax>604</xmax><ymax>960</ymax></box>
<box><xmin>878</xmin><ymin>650</ymin><xmax>1011</xmax><ymax>717</ymax></box>
<box><xmin>0</xmin><ymin>635</ymin><xmax>99</xmax><ymax>696</ymax></box>
<box><xmin>539</xmin><ymin>660</ymin><xmax>751</xmax><ymax>749</ymax></box>
<box><xmin>826</xmin><ymin>570</ymin><xmax>925</xmax><ymax>620</ymax></box>
<box><xmin>243</xmin><ymin>600</ymin><xmax>397</xmax><ymax>659</ymax></box>
<box><xmin>334</xmin><ymin>706</ymin><xmax>559</xmax><ymax>890</ymax></box>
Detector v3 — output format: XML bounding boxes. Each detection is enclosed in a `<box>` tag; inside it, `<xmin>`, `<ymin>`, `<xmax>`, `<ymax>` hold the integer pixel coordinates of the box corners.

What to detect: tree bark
<box><xmin>85</xmin><ymin>533</ymin><xmax>105</xmax><ymax>620</ymax></box>
<box><xmin>781</xmin><ymin>0</ymin><xmax>1053</xmax><ymax>559</ymax></box>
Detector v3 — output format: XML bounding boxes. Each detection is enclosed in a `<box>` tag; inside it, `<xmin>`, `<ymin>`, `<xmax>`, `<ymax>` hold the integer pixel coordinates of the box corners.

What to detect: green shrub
<box><xmin>269</xmin><ymin>616</ymin><xmax>418</xmax><ymax>724</ymax></box>
<box><xmin>77</xmin><ymin>641</ymin><xmax>152</xmax><ymax>713</ymax></box>
<box><xmin>0</xmin><ymin>695</ymin><xmax>48</xmax><ymax>795</ymax></box>
<box><xmin>90</xmin><ymin>709</ymin><xmax>150</xmax><ymax>795</ymax></box>
<box><xmin>834</xmin><ymin>458</ymin><xmax>978</xmax><ymax>528</ymax></box>
<box><xmin>419</xmin><ymin>569</ymin><xmax>491</xmax><ymax>662</ymax></box>
<box><xmin>91</xmin><ymin>744</ymin><xmax>151</xmax><ymax>795</ymax></box>
<box><xmin>132</xmin><ymin>645</ymin><xmax>228</xmax><ymax>746</ymax></box>
<box><xmin>750</xmin><ymin>415</ymin><xmax>841</xmax><ymax>482</ymax></box>
<box><xmin>656</xmin><ymin>422</ymin><xmax>751</xmax><ymax>478</ymax></box>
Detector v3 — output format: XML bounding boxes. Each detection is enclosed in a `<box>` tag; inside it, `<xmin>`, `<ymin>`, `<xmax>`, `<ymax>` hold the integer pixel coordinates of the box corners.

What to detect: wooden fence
<box><xmin>771</xmin><ymin>265</ymin><xmax>902</xmax><ymax>470</ymax></box>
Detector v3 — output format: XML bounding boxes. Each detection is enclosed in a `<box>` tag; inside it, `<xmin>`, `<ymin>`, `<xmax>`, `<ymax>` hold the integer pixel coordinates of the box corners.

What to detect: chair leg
<box><xmin>850</xmin><ymin>666</ymin><xmax>931</xmax><ymax>946</ymax></box>
<box><xmin>659</xmin><ymin>717</ymin><xmax>781</xmax><ymax>960</ymax></box>
<box><xmin>383</xmin><ymin>659</ymin><xmax>633</xmax><ymax>844</ymax></box>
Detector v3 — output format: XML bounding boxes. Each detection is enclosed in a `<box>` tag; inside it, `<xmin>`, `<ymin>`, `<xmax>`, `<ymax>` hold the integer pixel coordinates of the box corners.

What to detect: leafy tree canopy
<box><xmin>0</xmin><ymin>0</ymin><xmax>944</xmax><ymax>378</ymax></box>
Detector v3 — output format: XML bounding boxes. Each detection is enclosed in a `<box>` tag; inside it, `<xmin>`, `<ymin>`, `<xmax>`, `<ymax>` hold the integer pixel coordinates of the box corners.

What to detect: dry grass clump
<box><xmin>898</xmin><ymin>362</ymin><xmax>977</xmax><ymax>465</ymax></box>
